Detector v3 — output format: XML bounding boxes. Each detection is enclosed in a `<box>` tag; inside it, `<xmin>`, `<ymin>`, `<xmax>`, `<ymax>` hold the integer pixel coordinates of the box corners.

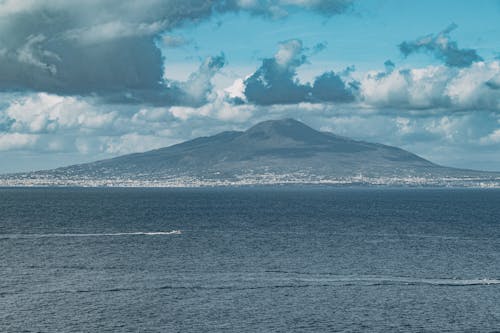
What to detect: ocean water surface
<box><xmin>1</xmin><ymin>187</ymin><xmax>500</xmax><ymax>332</ymax></box>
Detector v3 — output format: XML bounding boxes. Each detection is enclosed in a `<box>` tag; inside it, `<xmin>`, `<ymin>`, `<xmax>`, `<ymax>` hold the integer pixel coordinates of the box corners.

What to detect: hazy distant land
<box><xmin>1</xmin><ymin>119</ymin><xmax>499</xmax><ymax>188</ymax></box>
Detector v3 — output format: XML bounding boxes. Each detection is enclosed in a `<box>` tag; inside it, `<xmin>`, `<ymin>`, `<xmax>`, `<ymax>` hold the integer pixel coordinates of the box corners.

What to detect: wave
<box><xmin>264</xmin><ymin>270</ymin><xmax>500</xmax><ymax>286</ymax></box>
<box><xmin>333</xmin><ymin>277</ymin><xmax>500</xmax><ymax>287</ymax></box>
<box><xmin>4</xmin><ymin>278</ymin><xmax>499</xmax><ymax>297</ymax></box>
<box><xmin>3</xmin><ymin>272</ymin><xmax>499</xmax><ymax>297</ymax></box>
<box><xmin>0</xmin><ymin>230</ymin><xmax>181</xmax><ymax>239</ymax></box>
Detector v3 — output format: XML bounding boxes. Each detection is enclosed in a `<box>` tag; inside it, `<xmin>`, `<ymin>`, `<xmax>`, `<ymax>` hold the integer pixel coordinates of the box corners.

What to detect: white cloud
<box><xmin>100</xmin><ymin>133</ymin><xmax>173</xmax><ymax>155</ymax></box>
<box><xmin>225</xmin><ymin>78</ymin><xmax>247</xmax><ymax>100</ymax></box>
<box><xmin>425</xmin><ymin>116</ymin><xmax>462</xmax><ymax>142</ymax></box>
<box><xmin>274</xmin><ymin>39</ymin><xmax>303</xmax><ymax>66</ymax></box>
<box><xmin>359</xmin><ymin>61</ymin><xmax>500</xmax><ymax>111</ymax></box>
<box><xmin>1</xmin><ymin>58</ymin><xmax>500</xmax><ymax>171</ymax></box>
<box><xmin>4</xmin><ymin>93</ymin><xmax>118</xmax><ymax>133</ymax></box>
<box><xmin>361</xmin><ymin>69</ymin><xmax>412</xmax><ymax>107</ymax></box>
<box><xmin>446</xmin><ymin>61</ymin><xmax>500</xmax><ymax>110</ymax></box>
<box><xmin>64</xmin><ymin>20</ymin><xmax>167</xmax><ymax>45</ymax></box>
<box><xmin>480</xmin><ymin>127</ymin><xmax>500</xmax><ymax>145</ymax></box>
<box><xmin>0</xmin><ymin>132</ymin><xmax>38</xmax><ymax>151</ymax></box>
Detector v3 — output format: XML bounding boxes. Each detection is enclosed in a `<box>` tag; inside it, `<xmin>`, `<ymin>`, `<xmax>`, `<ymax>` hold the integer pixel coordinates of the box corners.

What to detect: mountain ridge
<box><xmin>1</xmin><ymin>118</ymin><xmax>499</xmax><ymax>187</ymax></box>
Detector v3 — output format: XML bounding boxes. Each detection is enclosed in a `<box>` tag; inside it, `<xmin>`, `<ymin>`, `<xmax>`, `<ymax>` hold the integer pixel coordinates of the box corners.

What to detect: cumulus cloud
<box><xmin>1</xmin><ymin>89</ymin><xmax>499</xmax><ymax>173</ymax></box>
<box><xmin>480</xmin><ymin>128</ymin><xmax>500</xmax><ymax>145</ymax></box>
<box><xmin>0</xmin><ymin>92</ymin><xmax>176</xmax><ymax>153</ymax></box>
<box><xmin>0</xmin><ymin>0</ymin><xmax>353</xmax><ymax>105</ymax></box>
<box><xmin>0</xmin><ymin>133</ymin><xmax>38</xmax><ymax>151</ymax></box>
<box><xmin>3</xmin><ymin>93</ymin><xmax>118</xmax><ymax>134</ymax></box>
<box><xmin>0</xmin><ymin>90</ymin><xmax>255</xmax><ymax>155</ymax></box>
<box><xmin>446</xmin><ymin>61</ymin><xmax>500</xmax><ymax>110</ymax></box>
<box><xmin>2</xmin><ymin>3</ymin><xmax>500</xmax><ymax>171</ymax></box>
<box><xmin>399</xmin><ymin>24</ymin><xmax>483</xmax><ymax>68</ymax></box>
<box><xmin>166</xmin><ymin>54</ymin><xmax>227</xmax><ymax>107</ymax></box>
<box><xmin>242</xmin><ymin>39</ymin><xmax>357</xmax><ymax>105</ymax></box>
<box><xmin>360</xmin><ymin>61</ymin><xmax>500</xmax><ymax>111</ymax></box>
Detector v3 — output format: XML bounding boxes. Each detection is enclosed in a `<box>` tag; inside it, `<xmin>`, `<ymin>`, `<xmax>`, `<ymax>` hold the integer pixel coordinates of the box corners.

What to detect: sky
<box><xmin>0</xmin><ymin>0</ymin><xmax>499</xmax><ymax>173</ymax></box>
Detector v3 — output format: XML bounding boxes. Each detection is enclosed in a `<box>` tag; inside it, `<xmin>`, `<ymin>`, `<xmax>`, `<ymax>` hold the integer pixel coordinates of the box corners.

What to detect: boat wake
<box><xmin>264</xmin><ymin>271</ymin><xmax>500</xmax><ymax>286</ymax></box>
<box><xmin>4</xmin><ymin>274</ymin><xmax>500</xmax><ymax>298</ymax></box>
<box><xmin>0</xmin><ymin>230</ymin><xmax>182</xmax><ymax>239</ymax></box>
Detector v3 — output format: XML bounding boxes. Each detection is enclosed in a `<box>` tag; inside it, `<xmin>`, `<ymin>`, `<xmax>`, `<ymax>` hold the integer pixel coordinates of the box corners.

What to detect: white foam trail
<box><xmin>267</xmin><ymin>272</ymin><xmax>500</xmax><ymax>286</ymax></box>
<box><xmin>313</xmin><ymin>276</ymin><xmax>500</xmax><ymax>286</ymax></box>
<box><xmin>1</xmin><ymin>230</ymin><xmax>181</xmax><ymax>239</ymax></box>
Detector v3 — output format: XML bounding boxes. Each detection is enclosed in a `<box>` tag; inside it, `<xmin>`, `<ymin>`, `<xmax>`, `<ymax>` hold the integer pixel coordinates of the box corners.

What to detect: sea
<box><xmin>1</xmin><ymin>187</ymin><xmax>500</xmax><ymax>332</ymax></box>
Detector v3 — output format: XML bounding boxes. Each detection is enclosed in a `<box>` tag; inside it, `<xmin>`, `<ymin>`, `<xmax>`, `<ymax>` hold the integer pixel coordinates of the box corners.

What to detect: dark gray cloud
<box><xmin>312</xmin><ymin>42</ymin><xmax>328</xmax><ymax>54</ymax></box>
<box><xmin>224</xmin><ymin>0</ymin><xmax>353</xmax><ymax>18</ymax></box>
<box><xmin>306</xmin><ymin>0</ymin><xmax>354</xmax><ymax>15</ymax></box>
<box><xmin>372</xmin><ymin>60</ymin><xmax>395</xmax><ymax>80</ymax></box>
<box><xmin>399</xmin><ymin>24</ymin><xmax>483</xmax><ymax>67</ymax></box>
<box><xmin>244</xmin><ymin>61</ymin><xmax>312</xmax><ymax>105</ymax></box>
<box><xmin>485</xmin><ymin>78</ymin><xmax>500</xmax><ymax>90</ymax></box>
<box><xmin>0</xmin><ymin>1</ymin><xmax>218</xmax><ymax>105</ymax></box>
<box><xmin>244</xmin><ymin>40</ymin><xmax>311</xmax><ymax>105</ymax></box>
<box><xmin>243</xmin><ymin>39</ymin><xmax>357</xmax><ymax>105</ymax></box>
<box><xmin>311</xmin><ymin>71</ymin><xmax>356</xmax><ymax>102</ymax></box>
<box><xmin>0</xmin><ymin>0</ymin><xmax>354</xmax><ymax>105</ymax></box>
<box><xmin>384</xmin><ymin>60</ymin><xmax>395</xmax><ymax>72</ymax></box>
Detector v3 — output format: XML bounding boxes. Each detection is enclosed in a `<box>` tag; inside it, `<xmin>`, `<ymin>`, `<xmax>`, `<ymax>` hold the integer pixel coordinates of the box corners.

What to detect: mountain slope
<box><xmin>65</xmin><ymin>118</ymin><xmax>436</xmax><ymax>175</ymax></box>
<box><xmin>2</xmin><ymin>119</ymin><xmax>499</xmax><ymax>187</ymax></box>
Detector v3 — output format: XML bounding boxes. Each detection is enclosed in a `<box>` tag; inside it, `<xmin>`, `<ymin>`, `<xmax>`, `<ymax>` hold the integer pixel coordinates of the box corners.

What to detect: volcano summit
<box><xmin>1</xmin><ymin>119</ymin><xmax>499</xmax><ymax>187</ymax></box>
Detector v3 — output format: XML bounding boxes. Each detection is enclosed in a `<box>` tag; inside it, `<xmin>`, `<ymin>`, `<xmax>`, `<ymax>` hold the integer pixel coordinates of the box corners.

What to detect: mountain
<box><xmin>2</xmin><ymin>119</ymin><xmax>499</xmax><ymax>187</ymax></box>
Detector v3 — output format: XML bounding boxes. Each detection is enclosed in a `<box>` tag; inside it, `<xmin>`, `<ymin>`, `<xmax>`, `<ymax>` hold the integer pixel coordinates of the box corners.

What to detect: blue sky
<box><xmin>162</xmin><ymin>0</ymin><xmax>500</xmax><ymax>73</ymax></box>
<box><xmin>0</xmin><ymin>0</ymin><xmax>499</xmax><ymax>172</ymax></box>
